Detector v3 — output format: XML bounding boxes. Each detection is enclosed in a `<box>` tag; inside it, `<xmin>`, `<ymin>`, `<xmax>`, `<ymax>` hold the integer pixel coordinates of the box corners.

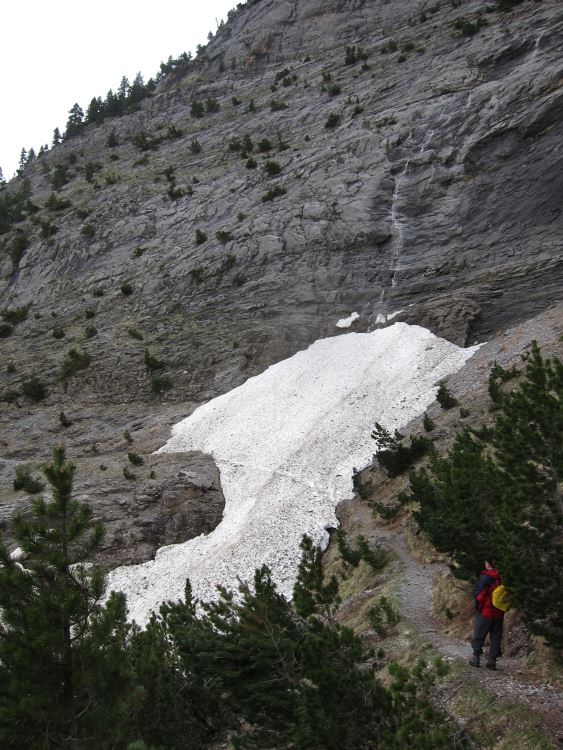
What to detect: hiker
<box><xmin>469</xmin><ymin>555</ymin><xmax>504</xmax><ymax>670</ymax></box>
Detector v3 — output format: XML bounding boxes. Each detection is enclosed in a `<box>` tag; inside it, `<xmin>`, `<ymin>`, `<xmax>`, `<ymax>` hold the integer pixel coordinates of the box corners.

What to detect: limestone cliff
<box><xmin>0</xmin><ymin>0</ymin><xmax>562</xmax><ymax>559</ymax></box>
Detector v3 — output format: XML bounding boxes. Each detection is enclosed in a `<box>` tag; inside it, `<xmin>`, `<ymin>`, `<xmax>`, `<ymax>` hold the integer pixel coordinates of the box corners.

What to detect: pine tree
<box><xmin>492</xmin><ymin>343</ymin><xmax>562</xmax><ymax>646</ymax></box>
<box><xmin>0</xmin><ymin>446</ymin><xmax>132</xmax><ymax>749</ymax></box>
<box><xmin>52</xmin><ymin>127</ymin><xmax>62</xmax><ymax>146</ymax></box>
<box><xmin>118</xmin><ymin>75</ymin><xmax>131</xmax><ymax>101</ymax></box>
<box><xmin>104</xmin><ymin>89</ymin><xmax>121</xmax><ymax>117</ymax></box>
<box><xmin>65</xmin><ymin>103</ymin><xmax>85</xmax><ymax>138</ymax></box>
<box><xmin>18</xmin><ymin>147</ymin><xmax>28</xmax><ymax>172</ymax></box>
<box><xmin>128</xmin><ymin>72</ymin><xmax>146</xmax><ymax>105</ymax></box>
<box><xmin>412</xmin><ymin>344</ymin><xmax>563</xmax><ymax>648</ymax></box>
<box><xmin>86</xmin><ymin>96</ymin><xmax>102</xmax><ymax>124</ymax></box>
<box><xmin>293</xmin><ymin>534</ymin><xmax>340</xmax><ymax>620</ymax></box>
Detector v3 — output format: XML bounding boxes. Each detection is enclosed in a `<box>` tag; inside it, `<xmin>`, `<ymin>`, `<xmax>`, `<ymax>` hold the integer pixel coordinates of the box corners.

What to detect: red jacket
<box><xmin>475</xmin><ymin>569</ymin><xmax>504</xmax><ymax>620</ymax></box>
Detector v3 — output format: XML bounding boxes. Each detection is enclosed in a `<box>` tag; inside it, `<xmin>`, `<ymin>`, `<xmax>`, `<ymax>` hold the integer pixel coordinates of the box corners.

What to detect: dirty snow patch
<box><xmin>336</xmin><ymin>311</ymin><xmax>360</xmax><ymax>328</ymax></box>
<box><xmin>108</xmin><ymin>324</ymin><xmax>478</xmax><ymax>624</ymax></box>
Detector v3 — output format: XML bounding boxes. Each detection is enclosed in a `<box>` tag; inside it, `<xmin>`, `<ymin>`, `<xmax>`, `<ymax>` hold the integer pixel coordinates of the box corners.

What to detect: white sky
<box><xmin>1</xmin><ymin>0</ymin><xmax>238</xmax><ymax>180</ymax></box>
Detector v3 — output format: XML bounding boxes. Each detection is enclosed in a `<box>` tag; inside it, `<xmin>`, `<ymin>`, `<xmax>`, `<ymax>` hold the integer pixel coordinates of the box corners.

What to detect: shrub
<box><xmin>123</xmin><ymin>429</ymin><xmax>133</xmax><ymax>443</ymax></box>
<box><xmin>325</xmin><ymin>112</ymin><xmax>341</xmax><ymax>129</ymax></box>
<box><xmin>436</xmin><ymin>381</ymin><xmax>457</xmax><ymax>409</ymax></box>
<box><xmin>371</xmin><ymin>422</ymin><xmax>432</xmax><ymax>477</ymax></box>
<box><xmin>13</xmin><ymin>466</ymin><xmax>44</xmax><ymax>494</ymax></box>
<box><xmin>270</xmin><ymin>99</ymin><xmax>288</xmax><ymax>111</ymax></box>
<box><xmin>7</xmin><ymin>231</ymin><xmax>29</xmax><ymax>266</ymax></box>
<box><xmin>84</xmin><ymin>324</ymin><xmax>97</xmax><ymax>339</ymax></box>
<box><xmin>92</xmin><ymin>288</ymin><xmax>104</xmax><ymax>297</ymax></box>
<box><xmin>40</xmin><ymin>220</ymin><xmax>58</xmax><ymax>241</ymax></box>
<box><xmin>488</xmin><ymin>361</ymin><xmax>519</xmax><ymax>404</ymax></box>
<box><xmin>51</xmin><ymin>326</ymin><xmax>65</xmax><ymax>339</ymax></box>
<box><xmin>228</xmin><ymin>137</ymin><xmax>242</xmax><ymax>152</ymax></box>
<box><xmin>164</xmin><ymin>124</ymin><xmax>183</xmax><ymax>141</ymax></box>
<box><xmin>59</xmin><ymin>411</ymin><xmax>72</xmax><ymax>427</ymax></box>
<box><xmin>151</xmin><ymin>375</ymin><xmax>172</xmax><ymax>393</ymax></box>
<box><xmin>167</xmin><ymin>185</ymin><xmax>184</xmax><ymax>201</ymax></box>
<box><xmin>120</xmin><ymin>281</ymin><xmax>133</xmax><ymax>296</ymax></box>
<box><xmin>459</xmin><ymin>407</ymin><xmax>471</xmax><ymax>418</ymax></box>
<box><xmin>123</xmin><ymin>467</ymin><xmax>137</xmax><ymax>481</ymax></box>
<box><xmin>104</xmin><ymin>171</ymin><xmax>119</xmax><ymax>185</ymax></box>
<box><xmin>44</xmin><ymin>193</ymin><xmax>71</xmax><ymax>211</ymax></box>
<box><xmin>257</xmin><ymin>138</ymin><xmax>272</xmax><ymax>152</ymax></box>
<box><xmin>144</xmin><ymin>349</ymin><xmax>165</xmax><ymax>371</ymax></box>
<box><xmin>245</xmin><ymin>157</ymin><xmax>257</xmax><ymax>169</ymax></box>
<box><xmin>231</xmin><ymin>96</ymin><xmax>241</xmax><ymax>106</ymax></box>
<box><xmin>281</xmin><ymin>74</ymin><xmax>297</xmax><ymax>87</ymax></box>
<box><xmin>51</xmin><ymin>163</ymin><xmax>69</xmax><ymax>190</ymax></box>
<box><xmin>262</xmin><ymin>186</ymin><xmax>287</xmax><ymax>202</ymax></box>
<box><xmin>237</xmin><ymin>212</ymin><xmax>246</xmax><ymax>222</ymax></box>
<box><xmin>0</xmin><ymin>323</ymin><xmax>13</xmax><ymax>338</ymax></box>
<box><xmin>190</xmin><ymin>138</ymin><xmax>202</xmax><ymax>154</ymax></box>
<box><xmin>128</xmin><ymin>452</ymin><xmax>144</xmax><ymax>466</ymax></box>
<box><xmin>216</xmin><ymin>230</ymin><xmax>233</xmax><ymax>244</ymax></box>
<box><xmin>80</xmin><ymin>223</ymin><xmax>95</xmax><ymax>238</ymax></box>
<box><xmin>21</xmin><ymin>376</ymin><xmax>47</xmax><ymax>402</ymax></box>
<box><xmin>242</xmin><ymin>134</ymin><xmax>253</xmax><ymax>152</ymax></box>
<box><xmin>190</xmin><ymin>267</ymin><xmax>204</xmax><ymax>283</ymax></box>
<box><xmin>131</xmin><ymin>131</ymin><xmax>156</xmax><ymax>151</ymax></box>
<box><xmin>1</xmin><ymin>389</ymin><xmax>20</xmax><ymax>404</ymax></box>
<box><xmin>345</xmin><ymin>45</ymin><xmax>368</xmax><ymax>65</ymax></box>
<box><xmin>327</xmin><ymin>83</ymin><xmax>341</xmax><ymax>96</ymax></box>
<box><xmin>264</xmin><ymin>160</ymin><xmax>282</xmax><ymax>177</ymax></box>
<box><xmin>423</xmin><ymin>413</ymin><xmax>435</xmax><ymax>431</ymax></box>
<box><xmin>85</xmin><ymin>308</ymin><xmax>96</xmax><ymax>319</ymax></box>
<box><xmin>1</xmin><ymin>305</ymin><xmax>30</xmax><ymax>325</ymax></box>
<box><xmin>233</xmin><ymin>273</ymin><xmax>247</xmax><ymax>287</ymax></box>
<box><xmin>274</xmin><ymin>67</ymin><xmax>291</xmax><ymax>83</ymax></box>
<box><xmin>106</xmin><ymin>130</ymin><xmax>118</xmax><ymax>147</ymax></box>
<box><xmin>336</xmin><ymin>529</ymin><xmax>387</xmax><ymax>571</ymax></box>
<box><xmin>195</xmin><ymin>229</ymin><xmax>207</xmax><ymax>245</ymax></box>
<box><xmin>453</xmin><ymin>15</ymin><xmax>488</xmax><ymax>35</ymax></box>
<box><xmin>206</xmin><ymin>97</ymin><xmax>220</xmax><ymax>113</ymax></box>
<box><xmin>368</xmin><ymin>596</ymin><xmax>400</xmax><ymax>635</ymax></box>
<box><xmin>84</xmin><ymin>162</ymin><xmax>102</xmax><ymax>182</ymax></box>
<box><xmin>60</xmin><ymin>347</ymin><xmax>91</xmax><ymax>380</ymax></box>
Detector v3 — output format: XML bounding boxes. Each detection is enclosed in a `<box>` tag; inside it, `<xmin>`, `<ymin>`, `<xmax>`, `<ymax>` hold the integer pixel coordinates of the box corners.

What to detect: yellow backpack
<box><xmin>491</xmin><ymin>583</ymin><xmax>511</xmax><ymax>612</ymax></box>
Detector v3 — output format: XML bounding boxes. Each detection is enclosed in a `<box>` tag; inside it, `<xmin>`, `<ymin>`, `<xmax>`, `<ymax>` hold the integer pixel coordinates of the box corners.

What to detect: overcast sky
<box><xmin>1</xmin><ymin>0</ymin><xmax>238</xmax><ymax>180</ymax></box>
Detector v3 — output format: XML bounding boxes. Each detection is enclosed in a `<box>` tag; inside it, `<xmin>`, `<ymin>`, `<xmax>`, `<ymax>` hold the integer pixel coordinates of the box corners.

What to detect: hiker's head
<box><xmin>484</xmin><ymin>555</ymin><xmax>496</xmax><ymax>570</ymax></box>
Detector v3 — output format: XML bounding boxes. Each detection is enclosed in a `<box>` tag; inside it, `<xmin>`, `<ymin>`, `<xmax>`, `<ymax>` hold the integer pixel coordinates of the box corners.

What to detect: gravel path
<box><xmin>372</xmin><ymin>528</ymin><xmax>563</xmax><ymax>740</ymax></box>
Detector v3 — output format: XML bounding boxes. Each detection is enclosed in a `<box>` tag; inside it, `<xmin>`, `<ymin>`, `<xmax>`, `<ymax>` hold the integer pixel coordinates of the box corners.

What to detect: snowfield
<box><xmin>107</xmin><ymin>324</ymin><xmax>478</xmax><ymax>624</ymax></box>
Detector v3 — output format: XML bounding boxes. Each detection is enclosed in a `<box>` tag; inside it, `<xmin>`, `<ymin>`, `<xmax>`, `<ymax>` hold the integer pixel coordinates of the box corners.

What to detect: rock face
<box><xmin>0</xmin><ymin>0</ymin><xmax>562</xmax><ymax>562</ymax></box>
<box><xmin>0</xmin><ymin>404</ymin><xmax>225</xmax><ymax>568</ymax></box>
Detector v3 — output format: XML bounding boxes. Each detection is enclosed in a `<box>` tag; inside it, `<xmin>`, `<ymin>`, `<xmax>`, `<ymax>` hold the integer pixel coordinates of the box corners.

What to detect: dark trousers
<box><xmin>471</xmin><ymin>612</ymin><xmax>503</xmax><ymax>658</ymax></box>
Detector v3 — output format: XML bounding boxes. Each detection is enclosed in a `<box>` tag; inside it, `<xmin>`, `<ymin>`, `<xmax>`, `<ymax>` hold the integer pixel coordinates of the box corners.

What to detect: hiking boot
<box><xmin>485</xmin><ymin>659</ymin><xmax>496</xmax><ymax>670</ymax></box>
<box><xmin>468</xmin><ymin>654</ymin><xmax>480</xmax><ymax>668</ymax></box>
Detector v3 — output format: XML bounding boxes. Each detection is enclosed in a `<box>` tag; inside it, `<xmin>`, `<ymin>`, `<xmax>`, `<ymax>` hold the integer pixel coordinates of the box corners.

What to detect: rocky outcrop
<box><xmin>0</xmin><ymin>404</ymin><xmax>225</xmax><ymax>568</ymax></box>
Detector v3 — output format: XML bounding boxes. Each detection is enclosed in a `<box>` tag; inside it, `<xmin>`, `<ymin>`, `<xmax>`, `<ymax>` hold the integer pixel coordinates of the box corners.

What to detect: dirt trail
<box><xmin>369</xmin><ymin>528</ymin><xmax>563</xmax><ymax>741</ymax></box>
